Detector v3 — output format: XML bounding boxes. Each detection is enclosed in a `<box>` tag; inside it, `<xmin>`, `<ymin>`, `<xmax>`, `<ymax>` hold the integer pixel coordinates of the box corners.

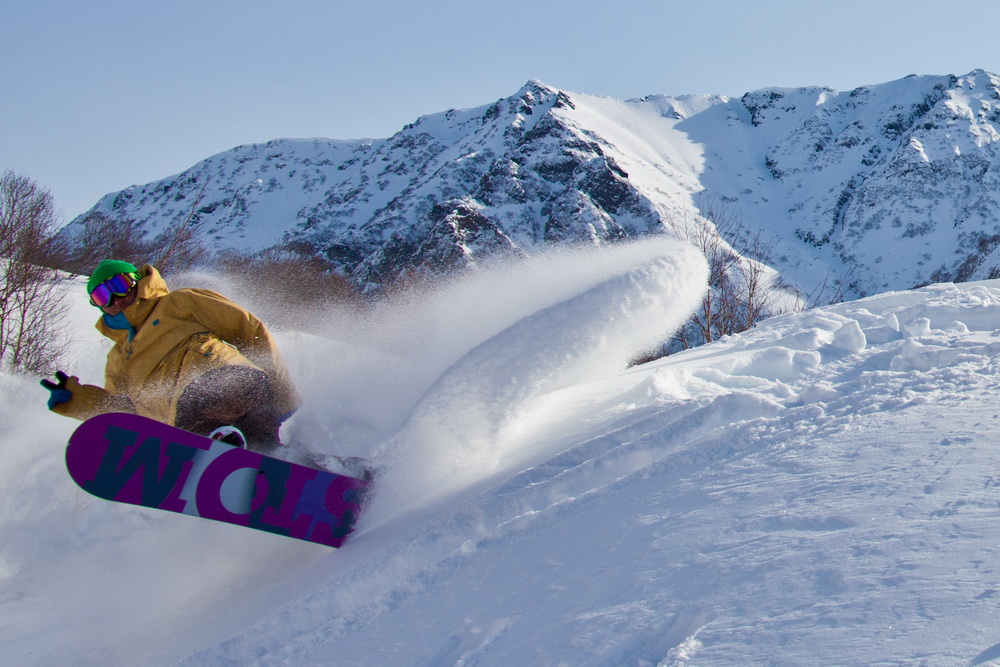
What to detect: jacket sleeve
<box><xmin>182</xmin><ymin>289</ymin><xmax>280</xmax><ymax>365</ymax></box>
<box><xmin>50</xmin><ymin>375</ymin><xmax>135</xmax><ymax>421</ymax></box>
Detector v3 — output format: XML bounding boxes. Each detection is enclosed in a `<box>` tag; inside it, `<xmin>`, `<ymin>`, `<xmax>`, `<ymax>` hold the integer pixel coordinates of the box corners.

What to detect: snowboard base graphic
<box><xmin>66</xmin><ymin>413</ymin><xmax>369</xmax><ymax>547</ymax></box>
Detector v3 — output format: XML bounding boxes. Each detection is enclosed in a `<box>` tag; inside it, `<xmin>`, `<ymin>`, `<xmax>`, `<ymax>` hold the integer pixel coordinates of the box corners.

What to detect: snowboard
<box><xmin>65</xmin><ymin>412</ymin><xmax>369</xmax><ymax>548</ymax></box>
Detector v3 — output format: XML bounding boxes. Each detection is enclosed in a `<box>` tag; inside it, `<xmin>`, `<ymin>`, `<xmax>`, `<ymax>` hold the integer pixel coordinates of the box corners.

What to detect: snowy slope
<box><xmin>6</xmin><ymin>239</ymin><xmax>1000</xmax><ymax>664</ymax></box>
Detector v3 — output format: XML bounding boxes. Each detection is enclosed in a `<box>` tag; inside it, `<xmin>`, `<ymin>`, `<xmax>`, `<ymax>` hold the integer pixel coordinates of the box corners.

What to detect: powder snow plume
<box><xmin>0</xmin><ymin>236</ymin><xmax>705</xmax><ymax>664</ymax></box>
<box><xmin>360</xmin><ymin>237</ymin><xmax>709</xmax><ymax>521</ymax></box>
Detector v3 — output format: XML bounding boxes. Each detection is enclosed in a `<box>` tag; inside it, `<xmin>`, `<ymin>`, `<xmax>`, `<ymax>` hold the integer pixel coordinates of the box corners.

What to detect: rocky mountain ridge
<box><xmin>61</xmin><ymin>69</ymin><xmax>1000</xmax><ymax>297</ymax></box>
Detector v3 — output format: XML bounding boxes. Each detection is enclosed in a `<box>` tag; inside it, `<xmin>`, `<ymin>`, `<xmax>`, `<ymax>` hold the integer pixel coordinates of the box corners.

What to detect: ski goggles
<box><xmin>89</xmin><ymin>272</ymin><xmax>140</xmax><ymax>307</ymax></box>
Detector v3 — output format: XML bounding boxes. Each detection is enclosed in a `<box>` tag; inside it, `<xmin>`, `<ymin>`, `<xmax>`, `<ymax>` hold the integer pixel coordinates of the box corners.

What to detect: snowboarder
<box><xmin>40</xmin><ymin>260</ymin><xmax>302</xmax><ymax>454</ymax></box>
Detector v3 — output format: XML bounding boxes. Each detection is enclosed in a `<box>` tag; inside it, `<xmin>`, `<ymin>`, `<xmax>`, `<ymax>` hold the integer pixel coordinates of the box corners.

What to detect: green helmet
<box><xmin>87</xmin><ymin>260</ymin><xmax>139</xmax><ymax>295</ymax></box>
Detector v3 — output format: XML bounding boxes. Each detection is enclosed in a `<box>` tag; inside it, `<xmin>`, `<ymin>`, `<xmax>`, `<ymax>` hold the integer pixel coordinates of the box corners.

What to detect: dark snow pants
<box><xmin>174</xmin><ymin>366</ymin><xmax>284</xmax><ymax>454</ymax></box>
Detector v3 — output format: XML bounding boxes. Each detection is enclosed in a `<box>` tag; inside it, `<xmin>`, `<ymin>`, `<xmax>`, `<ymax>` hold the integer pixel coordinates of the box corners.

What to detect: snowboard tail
<box><xmin>66</xmin><ymin>413</ymin><xmax>369</xmax><ymax>547</ymax></box>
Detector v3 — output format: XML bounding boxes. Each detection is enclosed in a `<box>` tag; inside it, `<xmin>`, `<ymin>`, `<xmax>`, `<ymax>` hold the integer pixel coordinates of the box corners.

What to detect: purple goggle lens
<box><xmin>89</xmin><ymin>272</ymin><xmax>138</xmax><ymax>307</ymax></box>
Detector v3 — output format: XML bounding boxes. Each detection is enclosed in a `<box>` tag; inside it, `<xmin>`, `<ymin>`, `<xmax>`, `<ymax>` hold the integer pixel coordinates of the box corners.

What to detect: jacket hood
<box><xmin>95</xmin><ymin>264</ymin><xmax>169</xmax><ymax>341</ymax></box>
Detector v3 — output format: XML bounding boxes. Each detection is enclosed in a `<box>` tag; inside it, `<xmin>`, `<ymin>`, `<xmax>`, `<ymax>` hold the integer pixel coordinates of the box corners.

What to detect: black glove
<box><xmin>40</xmin><ymin>371</ymin><xmax>73</xmax><ymax>410</ymax></box>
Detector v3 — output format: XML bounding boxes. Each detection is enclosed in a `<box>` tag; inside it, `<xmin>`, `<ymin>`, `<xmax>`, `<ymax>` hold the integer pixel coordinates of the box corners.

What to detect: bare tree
<box><xmin>57</xmin><ymin>211</ymin><xmax>152</xmax><ymax>275</ymax></box>
<box><xmin>215</xmin><ymin>249</ymin><xmax>359</xmax><ymax>330</ymax></box>
<box><xmin>55</xmin><ymin>180</ymin><xmax>210</xmax><ymax>279</ymax></box>
<box><xmin>0</xmin><ymin>171</ymin><xmax>69</xmax><ymax>373</ymax></box>
<box><xmin>152</xmin><ymin>180</ymin><xmax>211</xmax><ymax>275</ymax></box>
<box><xmin>666</xmin><ymin>197</ymin><xmax>789</xmax><ymax>353</ymax></box>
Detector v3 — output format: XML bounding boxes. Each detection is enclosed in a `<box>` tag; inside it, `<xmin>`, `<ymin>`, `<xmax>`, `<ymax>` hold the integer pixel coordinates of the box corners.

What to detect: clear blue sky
<box><xmin>3</xmin><ymin>0</ymin><xmax>999</xmax><ymax>220</ymax></box>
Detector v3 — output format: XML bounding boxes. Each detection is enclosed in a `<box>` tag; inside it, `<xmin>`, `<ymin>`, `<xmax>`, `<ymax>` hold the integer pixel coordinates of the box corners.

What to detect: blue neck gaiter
<box><xmin>103</xmin><ymin>311</ymin><xmax>136</xmax><ymax>341</ymax></box>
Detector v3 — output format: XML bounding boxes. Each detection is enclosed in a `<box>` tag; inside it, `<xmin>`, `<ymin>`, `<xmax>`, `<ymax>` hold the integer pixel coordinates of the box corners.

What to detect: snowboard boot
<box><xmin>208</xmin><ymin>425</ymin><xmax>247</xmax><ymax>448</ymax></box>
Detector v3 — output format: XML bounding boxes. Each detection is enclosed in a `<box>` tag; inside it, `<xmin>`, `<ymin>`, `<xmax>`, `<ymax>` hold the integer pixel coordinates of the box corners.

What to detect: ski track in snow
<box><xmin>11</xmin><ymin>245</ymin><xmax>1000</xmax><ymax>664</ymax></box>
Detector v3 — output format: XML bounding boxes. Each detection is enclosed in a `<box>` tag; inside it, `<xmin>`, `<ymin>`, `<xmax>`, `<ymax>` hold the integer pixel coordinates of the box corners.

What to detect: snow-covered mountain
<box><xmin>7</xmin><ymin>238</ymin><xmax>1000</xmax><ymax>664</ymax></box>
<box><xmin>61</xmin><ymin>70</ymin><xmax>1000</xmax><ymax>297</ymax></box>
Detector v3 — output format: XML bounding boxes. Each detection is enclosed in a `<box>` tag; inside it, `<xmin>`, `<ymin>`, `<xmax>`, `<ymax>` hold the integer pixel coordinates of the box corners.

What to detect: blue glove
<box><xmin>40</xmin><ymin>371</ymin><xmax>73</xmax><ymax>410</ymax></box>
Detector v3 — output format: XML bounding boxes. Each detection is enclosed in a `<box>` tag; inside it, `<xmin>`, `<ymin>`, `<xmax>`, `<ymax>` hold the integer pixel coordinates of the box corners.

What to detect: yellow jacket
<box><xmin>53</xmin><ymin>265</ymin><xmax>302</xmax><ymax>425</ymax></box>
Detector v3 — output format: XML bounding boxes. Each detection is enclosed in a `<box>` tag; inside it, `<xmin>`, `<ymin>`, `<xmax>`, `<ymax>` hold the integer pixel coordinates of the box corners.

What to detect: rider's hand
<box><xmin>40</xmin><ymin>371</ymin><xmax>73</xmax><ymax>410</ymax></box>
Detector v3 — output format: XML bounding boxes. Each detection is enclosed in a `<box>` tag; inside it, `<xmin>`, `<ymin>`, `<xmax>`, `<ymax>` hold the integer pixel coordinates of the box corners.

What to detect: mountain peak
<box><xmin>58</xmin><ymin>70</ymin><xmax>1000</xmax><ymax>301</ymax></box>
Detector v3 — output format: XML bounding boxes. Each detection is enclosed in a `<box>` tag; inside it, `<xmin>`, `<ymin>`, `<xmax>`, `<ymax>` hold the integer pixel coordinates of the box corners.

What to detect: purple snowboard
<box><xmin>66</xmin><ymin>412</ymin><xmax>368</xmax><ymax>548</ymax></box>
